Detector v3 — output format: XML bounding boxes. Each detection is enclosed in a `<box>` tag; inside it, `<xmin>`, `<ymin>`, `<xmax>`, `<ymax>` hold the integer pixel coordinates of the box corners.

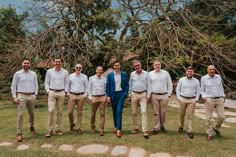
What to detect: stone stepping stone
<box><xmin>128</xmin><ymin>147</ymin><xmax>147</xmax><ymax>157</ymax></box>
<box><xmin>111</xmin><ymin>145</ymin><xmax>129</xmax><ymax>156</ymax></box>
<box><xmin>41</xmin><ymin>143</ymin><xmax>53</xmax><ymax>149</ymax></box>
<box><xmin>149</xmin><ymin>152</ymin><xmax>172</xmax><ymax>157</ymax></box>
<box><xmin>222</xmin><ymin>124</ymin><xmax>231</xmax><ymax>128</ymax></box>
<box><xmin>17</xmin><ymin>144</ymin><xmax>29</xmax><ymax>150</ymax></box>
<box><xmin>0</xmin><ymin>142</ymin><xmax>13</xmax><ymax>146</ymax></box>
<box><xmin>224</xmin><ymin>111</ymin><xmax>236</xmax><ymax>116</ymax></box>
<box><xmin>76</xmin><ymin>144</ymin><xmax>109</xmax><ymax>154</ymax></box>
<box><xmin>59</xmin><ymin>144</ymin><xmax>73</xmax><ymax>151</ymax></box>
<box><xmin>225</xmin><ymin>117</ymin><xmax>236</xmax><ymax>123</ymax></box>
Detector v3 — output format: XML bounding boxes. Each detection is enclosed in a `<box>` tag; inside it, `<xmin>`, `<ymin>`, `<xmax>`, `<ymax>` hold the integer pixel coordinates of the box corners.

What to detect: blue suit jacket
<box><xmin>106</xmin><ymin>71</ymin><xmax>129</xmax><ymax>101</ymax></box>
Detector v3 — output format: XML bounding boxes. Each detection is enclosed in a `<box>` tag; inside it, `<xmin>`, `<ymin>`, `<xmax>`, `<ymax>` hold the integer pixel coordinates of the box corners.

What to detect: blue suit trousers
<box><xmin>111</xmin><ymin>91</ymin><xmax>125</xmax><ymax>130</ymax></box>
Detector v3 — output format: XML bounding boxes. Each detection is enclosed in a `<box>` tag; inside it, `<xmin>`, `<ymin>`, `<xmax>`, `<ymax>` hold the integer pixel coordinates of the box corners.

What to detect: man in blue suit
<box><xmin>106</xmin><ymin>61</ymin><xmax>129</xmax><ymax>138</ymax></box>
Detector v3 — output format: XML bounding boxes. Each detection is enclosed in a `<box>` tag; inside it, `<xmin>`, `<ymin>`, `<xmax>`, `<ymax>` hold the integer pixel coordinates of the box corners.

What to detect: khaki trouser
<box><xmin>47</xmin><ymin>90</ymin><xmax>65</xmax><ymax>131</ymax></box>
<box><xmin>178</xmin><ymin>97</ymin><xmax>196</xmax><ymax>132</ymax></box>
<box><xmin>68</xmin><ymin>94</ymin><xmax>85</xmax><ymax>130</ymax></box>
<box><xmin>204</xmin><ymin>98</ymin><xmax>224</xmax><ymax>136</ymax></box>
<box><xmin>17</xmin><ymin>93</ymin><xmax>36</xmax><ymax>134</ymax></box>
<box><xmin>90</xmin><ymin>96</ymin><xmax>106</xmax><ymax>131</ymax></box>
<box><xmin>151</xmin><ymin>94</ymin><xmax>169</xmax><ymax>130</ymax></box>
<box><xmin>131</xmin><ymin>92</ymin><xmax>148</xmax><ymax>131</ymax></box>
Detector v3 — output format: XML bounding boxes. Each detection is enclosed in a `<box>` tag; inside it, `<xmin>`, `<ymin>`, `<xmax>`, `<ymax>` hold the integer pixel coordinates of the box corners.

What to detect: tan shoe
<box><xmin>45</xmin><ymin>130</ymin><xmax>53</xmax><ymax>138</ymax></box>
<box><xmin>131</xmin><ymin>128</ymin><xmax>139</xmax><ymax>134</ymax></box>
<box><xmin>16</xmin><ymin>134</ymin><xmax>23</xmax><ymax>142</ymax></box>
<box><xmin>100</xmin><ymin>130</ymin><xmax>104</xmax><ymax>136</ymax></box>
<box><xmin>55</xmin><ymin>129</ymin><xmax>64</xmax><ymax>135</ymax></box>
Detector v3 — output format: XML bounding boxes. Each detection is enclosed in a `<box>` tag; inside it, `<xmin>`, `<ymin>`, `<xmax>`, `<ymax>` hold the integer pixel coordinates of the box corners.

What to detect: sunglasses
<box><xmin>134</xmin><ymin>64</ymin><xmax>141</xmax><ymax>68</ymax></box>
<box><xmin>76</xmin><ymin>67</ymin><xmax>82</xmax><ymax>69</ymax></box>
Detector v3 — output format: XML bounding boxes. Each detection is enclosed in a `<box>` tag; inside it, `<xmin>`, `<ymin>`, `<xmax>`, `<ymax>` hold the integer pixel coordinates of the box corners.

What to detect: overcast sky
<box><xmin>0</xmin><ymin>0</ymin><xmax>32</xmax><ymax>13</ymax></box>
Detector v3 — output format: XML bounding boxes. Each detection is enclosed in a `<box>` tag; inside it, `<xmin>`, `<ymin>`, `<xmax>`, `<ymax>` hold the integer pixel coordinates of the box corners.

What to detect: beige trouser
<box><xmin>131</xmin><ymin>92</ymin><xmax>148</xmax><ymax>131</ymax></box>
<box><xmin>151</xmin><ymin>94</ymin><xmax>169</xmax><ymax>130</ymax></box>
<box><xmin>47</xmin><ymin>90</ymin><xmax>65</xmax><ymax>131</ymax></box>
<box><xmin>17</xmin><ymin>93</ymin><xmax>36</xmax><ymax>134</ymax></box>
<box><xmin>90</xmin><ymin>96</ymin><xmax>106</xmax><ymax>131</ymax></box>
<box><xmin>178</xmin><ymin>97</ymin><xmax>196</xmax><ymax>132</ymax></box>
<box><xmin>204</xmin><ymin>98</ymin><xmax>224</xmax><ymax>136</ymax></box>
<box><xmin>68</xmin><ymin>94</ymin><xmax>85</xmax><ymax>130</ymax></box>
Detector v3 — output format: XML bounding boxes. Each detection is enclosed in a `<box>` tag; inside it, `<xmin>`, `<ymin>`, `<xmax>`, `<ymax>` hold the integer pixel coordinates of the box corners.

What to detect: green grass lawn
<box><xmin>0</xmin><ymin>98</ymin><xmax>235</xmax><ymax>157</ymax></box>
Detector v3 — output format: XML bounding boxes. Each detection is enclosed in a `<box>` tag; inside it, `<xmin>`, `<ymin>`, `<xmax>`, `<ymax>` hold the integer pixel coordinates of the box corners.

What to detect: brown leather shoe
<box><xmin>76</xmin><ymin>129</ymin><xmax>82</xmax><ymax>134</ymax></box>
<box><xmin>206</xmin><ymin>135</ymin><xmax>212</xmax><ymax>141</ymax></box>
<box><xmin>143</xmin><ymin>131</ymin><xmax>149</xmax><ymax>139</ymax></box>
<box><xmin>113</xmin><ymin>128</ymin><xmax>117</xmax><ymax>133</ymax></box>
<box><xmin>188</xmin><ymin>132</ymin><xmax>194</xmax><ymax>139</ymax></box>
<box><xmin>30</xmin><ymin>127</ymin><xmax>37</xmax><ymax>135</ymax></box>
<box><xmin>91</xmin><ymin>127</ymin><xmax>97</xmax><ymax>133</ymax></box>
<box><xmin>45</xmin><ymin>130</ymin><xmax>53</xmax><ymax>138</ymax></box>
<box><xmin>116</xmin><ymin>130</ymin><xmax>122</xmax><ymax>138</ymax></box>
<box><xmin>16</xmin><ymin>134</ymin><xmax>23</xmax><ymax>142</ymax></box>
<box><xmin>213</xmin><ymin>127</ymin><xmax>222</xmax><ymax>137</ymax></box>
<box><xmin>131</xmin><ymin>128</ymin><xmax>139</xmax><ymax>134</ymax></box>
<box><xmin>55</xmin><ymin>129</ymin><xmax>64</xmax><ymax>135</ymax></box>
<box><xmin>100</xmin><ymin>130</ymin><xmax>104</xmax><ymax>136</ymax></box>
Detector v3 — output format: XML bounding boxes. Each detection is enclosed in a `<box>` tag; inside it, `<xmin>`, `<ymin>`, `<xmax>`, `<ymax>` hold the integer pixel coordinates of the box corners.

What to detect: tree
<box><xmin>0</xmin><ymin>6</ymin><xmax>27</xmax><ymax>97</ymax></box>
<box><xmin>26</xmin><ymin>0</ymin><xmax>120</xmax><ymax>74</ymax></box>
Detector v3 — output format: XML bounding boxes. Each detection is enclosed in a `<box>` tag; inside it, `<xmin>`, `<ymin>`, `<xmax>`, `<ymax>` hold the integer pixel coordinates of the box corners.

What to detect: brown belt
<box><xmin>92</xmin><ymin>94</ymin><xmax>105</xmax><ymax>97</ymax></box>
<box><xmin>210</xmin><ymin>97</ymin><xmax>223</xmax><ymax>99</ymax></box>
<box><xmin>133</xmin><ymin>90</ymin><xmax>146</xmax><ymax>94</ymax></box>
<box><xmin>152</xmin><ymin>92</ymin><xmax>168</xmax><ymax>95</ymax></box>
<box><xmin>180</xmin><ymin>95</ymin><xmax>196</xmax><ymax>99</ymax></box>
<box><xmin>17</xmin><ymin>92</ymin><xmax>35</xmax><ymax>95</ymax></box>
<box><xmin>49</xmin><ymin>88</ymin><xmax>64</xmax><ymax>92</ymax></box>
<box><xmin>70</xmin><ymin>92</ymin><xmax>85</xmax><ymax>95</ymax></box>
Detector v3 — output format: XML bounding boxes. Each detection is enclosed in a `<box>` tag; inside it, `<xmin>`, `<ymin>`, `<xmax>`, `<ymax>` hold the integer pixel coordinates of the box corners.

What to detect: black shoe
<box><xmin>151</xmin><ymin>129</ymin><xmax>159</xmax><ymax>135</ymax></box>
<box><xmin>178</xmin><ymin>127</ymin><xmax>184</xmax><ymax>133</ymax></box>
<box><xmin>213</xmin><ymin>127</ymin><xmax>222</xmax><ymax>137</ymax></box>
<box><xmin>160</xmin><ymin>126</ymin><xmax>167</xmax><ymax>133</ymax></box>
<box><xmin>188</xmin><ymin>132</ymin><xmax>194</xmax><ymax>139</ymax></box>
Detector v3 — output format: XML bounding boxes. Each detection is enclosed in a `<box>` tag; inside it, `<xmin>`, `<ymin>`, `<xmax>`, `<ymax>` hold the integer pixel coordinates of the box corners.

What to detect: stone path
<box><xmin>0</xmin><ymin>142</ymin><xmax>189</xmax><ymax>157</ymax></box>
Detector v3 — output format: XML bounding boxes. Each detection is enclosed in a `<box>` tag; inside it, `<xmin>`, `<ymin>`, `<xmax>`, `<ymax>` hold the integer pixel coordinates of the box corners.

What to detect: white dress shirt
<box><xmin>87</xmin><ymin>75</ymin><xmax>107</xmax><ymax>98</ymax></box>
<box><xmin>11</xmin><ymin>69</ymin><xmax>38</xmax><ymax>98</ymax></box>
<box><xmin>201</xmin><ymin>74</ymin><xmax>225</xmax><ymax>98</ymax></box>
<box><xmin>176</xmin><ymin>76</ymin><xmax>200</xmax><ymax>101</ymax></box>
<box><xmin>129</xmin><ymin>70</ymin><xmax>151</xmax><ymax>97</ymax></box>
<box><xmin>149</xmin><ymin>69</ymin><xmax>173</xmax><ymax>96</ymax></box>
<box><xmin>44</xmin><ymin>68</ymin><xmax>69</xmax><ymax>93</ymax></box>
<box><xmin>68</xmin><ymin>73</ymin><xmax>88</xmax><ymax>95</ymax></box>
<box><xmin>114</xmin><ymin>72</ymin><xmax>122</xmax><ymax>91</ymax></box>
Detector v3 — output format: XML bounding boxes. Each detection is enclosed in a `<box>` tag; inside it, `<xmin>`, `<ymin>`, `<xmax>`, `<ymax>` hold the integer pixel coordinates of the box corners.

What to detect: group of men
<box><xmin>11</xmin><ymin>58</ymin><xmax>225</xmax><ymax>142</ymax></box>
